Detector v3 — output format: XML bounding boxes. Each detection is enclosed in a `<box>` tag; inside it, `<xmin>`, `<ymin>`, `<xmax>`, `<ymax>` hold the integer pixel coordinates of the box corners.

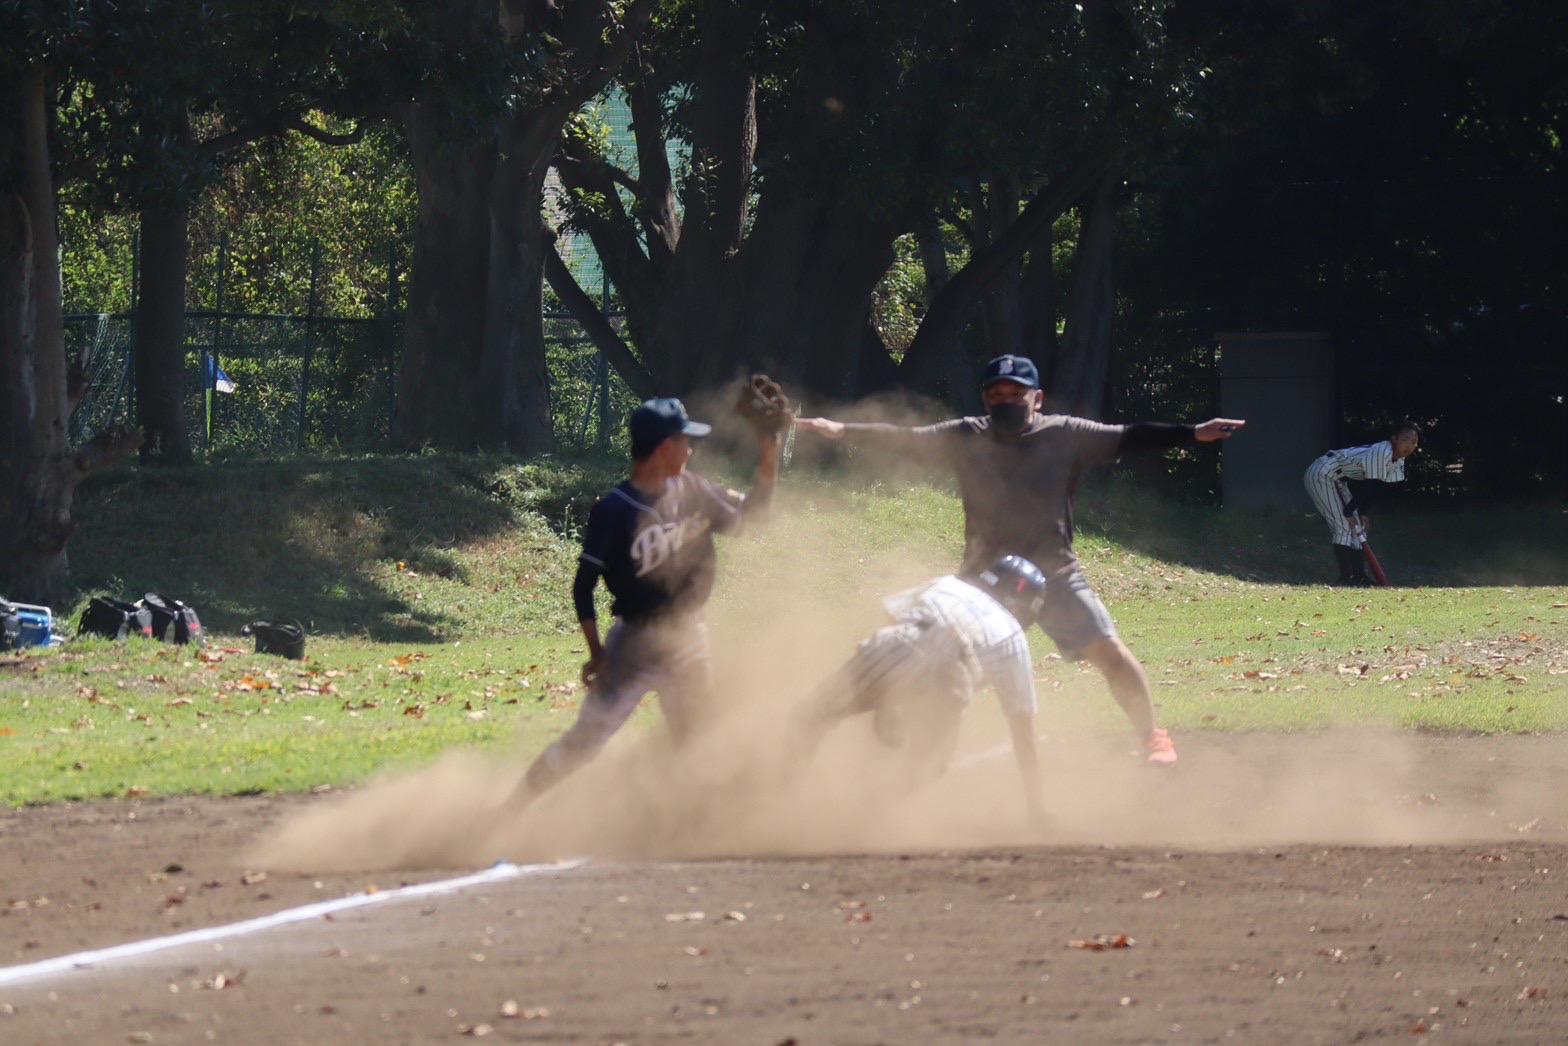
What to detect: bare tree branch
<box><xmin>899</xmin><ymin>116</ymin><xmax>1128</xmax><ymax>393</ymax></box>
<box><xmin>543</xmin><ymin>234</ymin><xmax>653</xmax><ymax>398</ymax></box>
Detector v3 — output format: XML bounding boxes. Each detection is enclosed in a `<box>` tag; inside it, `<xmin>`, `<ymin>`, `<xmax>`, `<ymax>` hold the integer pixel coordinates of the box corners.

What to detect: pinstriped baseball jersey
<box><xmin>1304</xmin><ymin>440</ymin><xmax>1404</xmax><ymax>546</ymax></box>
<box><xmin>1309</xmin><ymin>441</ymin><xmax>1405</xmax><ymax>484</ymax></box>
<box><xmin>875</xmin><ymin>575</ymin><xmax>1037</xmax><ymax>717</ymax></box>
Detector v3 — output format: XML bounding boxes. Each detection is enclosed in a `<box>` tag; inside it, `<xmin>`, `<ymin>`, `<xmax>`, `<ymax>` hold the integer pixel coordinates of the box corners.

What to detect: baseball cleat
<box><xmin>1146</xmin><ymin>728</ymin><xmax>1177</xmax><ymax>767</ymax></box>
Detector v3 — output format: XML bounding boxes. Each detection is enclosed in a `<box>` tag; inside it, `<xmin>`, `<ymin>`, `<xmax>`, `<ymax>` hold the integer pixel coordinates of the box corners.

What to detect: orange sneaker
<box><xmin>1146</xmin><ymin>728</ymin><xmax>1177</xmax><ymax>766</ymax></box>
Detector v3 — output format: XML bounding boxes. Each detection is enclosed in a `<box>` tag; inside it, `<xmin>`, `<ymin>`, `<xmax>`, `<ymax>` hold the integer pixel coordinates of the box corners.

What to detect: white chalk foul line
<box><xmin>0</xmin><ymin>858</ymin><xmax>586</xmax><ymax>988</ymax></box>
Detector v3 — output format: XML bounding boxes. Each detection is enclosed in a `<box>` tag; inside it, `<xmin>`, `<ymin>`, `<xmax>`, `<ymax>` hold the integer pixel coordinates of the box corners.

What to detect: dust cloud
<box><xmin>248</xmin><ymin>427</ymin><xmax>1564</xmax><ymax>875</ymax></box>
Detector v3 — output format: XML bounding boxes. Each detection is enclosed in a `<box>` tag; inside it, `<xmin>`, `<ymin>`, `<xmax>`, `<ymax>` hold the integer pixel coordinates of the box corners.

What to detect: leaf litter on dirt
<box><xmin>1066</xmin><ymin>934</ymin><xmax>1135</xmax><ymax>951</ymax></box>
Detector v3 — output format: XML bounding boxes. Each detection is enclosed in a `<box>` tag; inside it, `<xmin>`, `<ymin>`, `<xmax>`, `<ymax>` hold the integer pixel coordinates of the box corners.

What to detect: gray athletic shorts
<box><xmin>1034</xmin><ymin>566</ymin><xmax>1117</xmax><ymax>661</ymax></box>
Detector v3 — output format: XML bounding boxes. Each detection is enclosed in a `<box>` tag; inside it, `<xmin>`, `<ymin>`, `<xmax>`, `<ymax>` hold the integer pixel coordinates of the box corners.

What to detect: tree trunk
<box><xmin>900</xmin><ymin>127</ymin><xmax>1121</xmax><ymax>400</ymax></box>
<box><xmin>391</xmin><ymin>107</ymin><xmax>495</xmax><ymax>450</ymax></box>
<box><xmin>393</xmin><ymin>110</ymin><xmax>563</xmax><ymax>455</ymax></box>
<box><xmin>976</xmin><ymin>177</ymin><xmax>1022</xmax><ymax>362</ymax></box>
<box><xmin>631</xmin><ymin>185</ymin><xmax>901</xmax><ymax>401</ymax></box>
<box><xmin>393</xmin><ymin>0</ymin><xmax>654</xmax><ymax>451</ymax></box>
<box><xmin>134</xmin><ymin>195</ymin><xmax>194</xmax><ymax>464</ymax></box>
<box><xmin>1052</xmin><ymin>173</ymin><xmax>1118</xmax><ymax>418</ymax></box>
<box><xmin>1</xmin><ymin>67</ymin><xmax>139</xmax><ymax>604</ymax></box>
<box><xmin>474</xmin><ymin>119</ymin><xmax>555</xmax><ymax>454</ymax></box>
<box><xmin>653</xmin><ymin>2</ymin><xmax>763</xmax><ymax>391</ymax></box>
<box><xmin>1018</xmin><ymin>218</ymin><xmax>1056</xmax><ymax>373</ymax></box>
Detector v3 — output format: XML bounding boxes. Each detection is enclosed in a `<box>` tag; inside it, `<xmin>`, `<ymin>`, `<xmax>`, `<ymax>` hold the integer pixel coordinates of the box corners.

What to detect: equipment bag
<box><xmin>77</xmin><ymin>596</ymin><xmax>154</xmax><ymax>640</ymax></box>
<box><xmin>0</xmin><ymin>599</ymin><xmax>21</xmax><ymax>651</ymax></box>
<box><xmin>240</xmin><ymin>619</ymin><xmax>306</xmax><ymax>660</ymax></box>
<box><xmin>138</xmin><ymin>592</ymin><xmax>205</xmax><ymax>646</ymax></box>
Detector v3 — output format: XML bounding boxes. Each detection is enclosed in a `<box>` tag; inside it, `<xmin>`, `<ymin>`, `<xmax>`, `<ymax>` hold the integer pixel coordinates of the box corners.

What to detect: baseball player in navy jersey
<box><xmin>797</xmin><ymin>353</ymin><xmax>1245</xmax><ymax>767</ymax></box>
<box><xmin>509</xmin><ymin>397</ymin><xmax>782</xmax><ymax>808</ymax></box>
<box><xmin>1304</xmin><ymin>421</ymin><xmax>1420</xmax><ymax>585</ymax></box>
<box><xmin>792</xmin><ymin>555</ymin><xmax>1050</xmax><ymax>826</ymax></box>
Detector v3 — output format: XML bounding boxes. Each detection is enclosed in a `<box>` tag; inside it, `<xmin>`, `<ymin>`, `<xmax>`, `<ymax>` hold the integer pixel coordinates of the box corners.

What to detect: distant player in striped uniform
<box><xmin>793</xmin><ymin>555</ymin><xmax>1049</xmax><ymax>826</ymax></box>
<box><xmin>510</xmin><ymin>397</ymin><xmax>782</xmax><ymax>808</ymax></box>
<box><xmin>1304</xmin><ymin>421</ymin><xmax>1420</xmax><ymax>585</ymax></box>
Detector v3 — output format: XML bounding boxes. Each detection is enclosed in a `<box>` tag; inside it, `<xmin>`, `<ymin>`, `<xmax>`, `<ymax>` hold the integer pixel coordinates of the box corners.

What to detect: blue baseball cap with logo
<box><xmin>628</xmin><ymin>397</ymin><xmax>713</xmax><ymax>445</ymax></box>
<box><xmin>982</xmin><ymin>354</ymin><xmax>1040</xmax><ymax>389</ymax></box>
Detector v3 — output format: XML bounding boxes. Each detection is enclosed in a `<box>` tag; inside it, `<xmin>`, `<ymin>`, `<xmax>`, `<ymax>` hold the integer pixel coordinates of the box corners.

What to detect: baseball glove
<box><xmin>735</xmin><ymin>373</ymin><xmax>795</xmax><ymax>437</ymax></box>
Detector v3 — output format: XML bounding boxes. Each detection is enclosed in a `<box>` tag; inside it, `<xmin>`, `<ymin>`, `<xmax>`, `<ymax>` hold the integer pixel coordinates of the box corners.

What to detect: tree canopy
<box><xmin>6</xmin><ymin>0</ymin><xmax>1568</xmax><ymax>601</ymax></box>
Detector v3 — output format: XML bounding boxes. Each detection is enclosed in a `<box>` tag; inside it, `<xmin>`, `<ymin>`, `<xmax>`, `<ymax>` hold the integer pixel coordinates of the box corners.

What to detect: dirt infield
<box><xmin>3</xmin><ymin>731</ymin><xmax>1566</xmax><ymax>1044</ymax></box>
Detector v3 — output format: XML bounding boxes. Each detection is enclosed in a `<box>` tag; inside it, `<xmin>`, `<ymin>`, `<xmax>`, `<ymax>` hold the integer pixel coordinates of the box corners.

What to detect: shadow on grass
<box><xmin>66</xmin><ymin>451</ymin><xmax>621</xmax><ymax>641</ymax></box>
<box><xmin>1079</xmin><ymin>475</ymin><xmax>1568</xmax><ymax>588</ymax></box>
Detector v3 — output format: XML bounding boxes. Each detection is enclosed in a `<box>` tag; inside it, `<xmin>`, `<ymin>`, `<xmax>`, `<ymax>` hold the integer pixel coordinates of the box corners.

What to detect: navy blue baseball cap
<box><xmin>628</xmin><ymin>397</ymin><xmax>712</xmax><ymax>445</ymax></box>
<box><xmin>982</xmin><ymin>354</ymin><xmax>1040</xmax><ymax>389</ymax></box>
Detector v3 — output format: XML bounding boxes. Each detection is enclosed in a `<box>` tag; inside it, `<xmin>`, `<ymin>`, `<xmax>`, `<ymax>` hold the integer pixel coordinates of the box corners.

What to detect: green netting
<box><xmin>65</xmin><ymin>91</ymin><xmax>655</xmax><ymax>457</ymax></box>
<box><xmin>64</xmin><ymin>311</ymin><xmax>635</xmax><ymax>455</ymax></box>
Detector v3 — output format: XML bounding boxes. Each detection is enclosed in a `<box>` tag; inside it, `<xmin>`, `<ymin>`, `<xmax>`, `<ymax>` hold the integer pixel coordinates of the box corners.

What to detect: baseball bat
<box><xmin>1351</xmin><ymin>518</ymin><xmax>1390</xmax><ymax>586</ymax></box>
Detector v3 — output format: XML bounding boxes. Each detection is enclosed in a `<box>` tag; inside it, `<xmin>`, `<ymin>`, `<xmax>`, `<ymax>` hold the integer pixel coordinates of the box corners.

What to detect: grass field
<box><xmin>2</xmin><ymin>449</ymin><xmax>1565</xmax><ymax>805</ymax></box>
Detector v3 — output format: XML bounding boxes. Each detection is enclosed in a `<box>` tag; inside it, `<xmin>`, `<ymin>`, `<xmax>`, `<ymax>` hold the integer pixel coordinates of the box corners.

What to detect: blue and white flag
<box><xmin>202</xmin><ymin>353</ymin><xmax>237</xmax><ymax>394</ymax></box>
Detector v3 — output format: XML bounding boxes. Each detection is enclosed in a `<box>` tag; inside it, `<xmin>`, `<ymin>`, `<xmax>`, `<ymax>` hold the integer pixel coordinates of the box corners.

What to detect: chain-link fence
<box><xmin>65</xmin><ymin>311</ymin><xmax>636</xmax><ymax>456</ymax></box>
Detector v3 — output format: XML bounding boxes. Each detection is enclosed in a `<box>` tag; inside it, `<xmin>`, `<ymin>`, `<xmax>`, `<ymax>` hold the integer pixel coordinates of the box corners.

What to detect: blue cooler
<box><xmin>11</xmin><ymin>603</ymin><xmax>55</xmax><ymax>647</ymax></box>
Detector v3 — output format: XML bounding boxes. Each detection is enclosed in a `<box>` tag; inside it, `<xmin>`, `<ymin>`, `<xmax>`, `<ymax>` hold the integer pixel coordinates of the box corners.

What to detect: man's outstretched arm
<box><xmin>1118</xmin><ymin>418</ymin><xmax>1246</xmax><ymax>453</ymax></box>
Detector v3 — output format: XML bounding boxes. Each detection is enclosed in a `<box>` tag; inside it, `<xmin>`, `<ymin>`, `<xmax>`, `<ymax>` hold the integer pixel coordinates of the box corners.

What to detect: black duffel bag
<box><xmin>0</xmin><ymin>598</ymin><xmax>21</xmax><ymax>651</ymax></box>
<box><xmin>139</xmin><ymin>592</ymin><xmax>205</xmax><ymax>646</ymax></box>
<box><xmin>240</xmin><ymin>619</ymin><xmax>306</xmax><ymax>660</ymax></box>
<box><xmin>78</xmin><ymin>596</ymin><xmax>154</xmax><ymax>640</ymax></box>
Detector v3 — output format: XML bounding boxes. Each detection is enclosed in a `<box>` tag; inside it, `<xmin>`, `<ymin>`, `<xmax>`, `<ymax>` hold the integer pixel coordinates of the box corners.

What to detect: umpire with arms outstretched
<box><xmin>797</xmin><ymin>354</ymin><xmax>1244</xmax><ymax>767</ymax></box>
<box><xmin>510</xmin><ymin>397</ymin><xmax>782</xmax><ymax>808</ymax></box>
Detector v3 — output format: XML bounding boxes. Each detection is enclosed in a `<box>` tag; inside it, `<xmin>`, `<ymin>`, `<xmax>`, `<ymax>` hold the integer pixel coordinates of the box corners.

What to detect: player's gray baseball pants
<box><xmin>528</xmin><ymin>614</ymin><xmax>710</xmax><ymax>790</ymax></box>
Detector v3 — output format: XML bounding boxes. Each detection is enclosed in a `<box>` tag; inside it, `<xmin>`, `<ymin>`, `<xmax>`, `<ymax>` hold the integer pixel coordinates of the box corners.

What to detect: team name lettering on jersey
<box><xmin>630</xmin><ymin>516</ymin><xmax>712</xmax><ymax>577</ymax></box>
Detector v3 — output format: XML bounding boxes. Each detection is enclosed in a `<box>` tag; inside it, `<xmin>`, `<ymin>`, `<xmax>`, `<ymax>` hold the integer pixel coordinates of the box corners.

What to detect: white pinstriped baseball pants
<box><xmin>1304</xmin><ymin>454</ymin><xmax>1359</xmax><ymax>547</ymax></box>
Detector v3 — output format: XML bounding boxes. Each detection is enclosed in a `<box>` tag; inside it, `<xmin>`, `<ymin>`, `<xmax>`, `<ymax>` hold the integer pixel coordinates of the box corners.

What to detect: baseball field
<box><xmin>3</xmin><ymin>454</ymin><xmax>1566</xmax><ymax>1043</ymax></box>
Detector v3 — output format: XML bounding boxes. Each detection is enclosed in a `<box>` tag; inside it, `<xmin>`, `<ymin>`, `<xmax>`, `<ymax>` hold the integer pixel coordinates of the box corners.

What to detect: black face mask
<box><xmin>987</xmin><ymin>401</ymin><xmax>1032</xmax><ymax>435</ymax></box>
